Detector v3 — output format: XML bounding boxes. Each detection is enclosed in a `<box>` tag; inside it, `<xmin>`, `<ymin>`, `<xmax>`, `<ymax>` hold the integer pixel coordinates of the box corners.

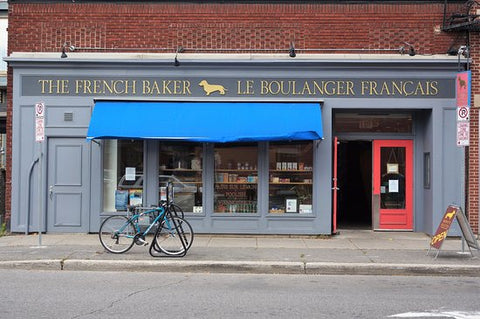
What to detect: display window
<box><xmin>214</xmin><ymin>143</ymin><xmax>258</xmax><ymax>214</ymax></box>
<box><xmin>103</xmin><ymin>140</ymin><xmax>144</xmax><ymax>211</ymax></box>
<box><xmin>269</xmin><ymin>142</ymin><xmax>313</xmax><ymax>214</ymax></box>
<box><xmin>159</xmin><ymin>142</ymin><xmax>203</xmax><ymax>213</ymax></box>
<box><xmin>102</xmin><ymin>140</ymin><xmax>316</xmax><ymax>217</ymax></box>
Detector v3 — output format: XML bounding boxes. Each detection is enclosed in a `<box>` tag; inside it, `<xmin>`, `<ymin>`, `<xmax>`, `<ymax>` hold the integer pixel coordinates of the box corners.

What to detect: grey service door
<box><xmin>47</xmin><ymin>138</ymin><xmax>90</xmax><ymax>232</ymax></box>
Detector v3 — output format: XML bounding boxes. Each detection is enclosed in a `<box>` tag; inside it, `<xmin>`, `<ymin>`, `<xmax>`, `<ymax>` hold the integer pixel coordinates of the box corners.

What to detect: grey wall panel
<box><xmin>45</xmin><ymin>105</ymin><xmax>90</xmax><ymax>128</ymax></box>
<box><xmin>316</xmin><ymin>105</ymin><xmax>332</xmax><ymax>234</ymax></box>
<box><xmin>13</xmin><ymin>105</ymin><xmax>37</xmax><ymax>231</ymax></box>
<box><xmin>420</xmin><ymin>110</ymin><xmax>433</xmax><ymax>234</ymax></box>
<box><xmin>144</xmin><ymin>140</ymin><xmax>159</xmax><ymax>207</ymax></box>
<box><xmin>266</xmin><ymin>218</ymin><xmax>317</xmax><ymax>233</ymax></box>
<box><xmin>441</xmin><ymin>108</ymin><xmax>462</xmax><ymax>236</ymax></box>
<box><xmin>89</xmin><ymin>140</ymin><xmax>101</xmax><ymax>232</ymax></box>
<box><xmin>211</xmin><ymin>218</ymin><xmax>260</xmax><ymax>232</ymax></box>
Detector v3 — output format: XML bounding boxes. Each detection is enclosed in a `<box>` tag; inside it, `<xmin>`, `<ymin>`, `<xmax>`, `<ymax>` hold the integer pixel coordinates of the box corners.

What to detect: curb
<box><xmin>0</xmin><ymin>260</ymin><xmax>63</xmax><ymax>270</ymax></box>
<box><xmin>63</xmin><ymin>260</ymin><xmax>306</xmax><ymax>274</ymax></box>
<box><xmin>1</xmin><ymin>259</ymin><xmax>480</xmax><ymax>276</ymax></box>
<box><xmin>305</xmin><ymin>262</ymin><xmax>480</xmax><ymax>277</ymax></box>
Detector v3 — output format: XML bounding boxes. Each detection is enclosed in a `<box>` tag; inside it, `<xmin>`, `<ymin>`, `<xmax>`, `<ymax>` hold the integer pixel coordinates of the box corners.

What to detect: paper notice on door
<box><xmin>125</xmin><ymin>167</ymin><xmax>136</xmax><ymax>181</ymax></box>
<box><xmin>389</xmin><ymin>179</ymin><xmax>399</xmax><ymax>193</ymax></box>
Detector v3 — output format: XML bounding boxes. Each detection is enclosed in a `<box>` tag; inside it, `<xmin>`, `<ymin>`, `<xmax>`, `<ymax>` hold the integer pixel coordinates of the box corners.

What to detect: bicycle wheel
<box><xmin>168</xmin><ymin>203</ymin><xmax>184</xmax><ymax>219</ymax></box>
<box><xmin>99</xmin><ymin>215</ymin><xmax>136</xmax><ymax>254</ymax></box>
<box><xmin>154</xmin><ymin>216</ymin><xmax>194</xmax><ymax>256</ymax></box>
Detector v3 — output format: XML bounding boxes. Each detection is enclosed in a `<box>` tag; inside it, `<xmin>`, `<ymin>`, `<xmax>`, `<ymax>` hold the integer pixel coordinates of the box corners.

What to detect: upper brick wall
<box><xmin>8</xmin><ymin>2</ymin><xmax>464</xmax><ymax>55</ymax></box>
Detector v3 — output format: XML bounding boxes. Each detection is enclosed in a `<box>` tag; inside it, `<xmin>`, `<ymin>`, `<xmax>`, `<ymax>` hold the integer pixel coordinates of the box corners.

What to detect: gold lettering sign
<box><xmin>32</xmin><ymin>77</ymin><xmax>446</xmax><ymax>98</ymax></box>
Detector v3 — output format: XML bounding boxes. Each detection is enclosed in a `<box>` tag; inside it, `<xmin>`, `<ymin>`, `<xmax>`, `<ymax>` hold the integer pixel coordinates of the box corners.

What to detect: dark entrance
<box><xmin>337</xmin><ymin>140</ymin><xmax>372</xmax><ymax>229</ymax></box>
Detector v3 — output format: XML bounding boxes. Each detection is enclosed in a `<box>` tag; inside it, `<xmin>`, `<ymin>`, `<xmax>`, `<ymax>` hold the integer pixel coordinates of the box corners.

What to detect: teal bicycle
<box><xmin>99</xmin><ymin>203</ymin><xmax>194</xmax><ymax>257</ymax></box>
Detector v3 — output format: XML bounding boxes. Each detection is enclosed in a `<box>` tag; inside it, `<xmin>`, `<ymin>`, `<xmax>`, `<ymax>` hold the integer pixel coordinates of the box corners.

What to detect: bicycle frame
<box><xmin>120</xmin><ymin>206</ymin><xmax>167</xmax><ymax>239</ymax></box>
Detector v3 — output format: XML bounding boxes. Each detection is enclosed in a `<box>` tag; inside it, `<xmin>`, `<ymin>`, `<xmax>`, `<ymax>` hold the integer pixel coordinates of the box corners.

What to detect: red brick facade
<box><xmin>6</xmin><ymin>1</ymin><xmax>478</xmax><ymax>233</ymax></box>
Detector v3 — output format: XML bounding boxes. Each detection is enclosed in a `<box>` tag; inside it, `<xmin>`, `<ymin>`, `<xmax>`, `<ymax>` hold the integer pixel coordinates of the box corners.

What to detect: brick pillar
<box><xmin>469</xmin><ymin>4</ymin><xmax>480</xmax><ymax>235</ymax></box>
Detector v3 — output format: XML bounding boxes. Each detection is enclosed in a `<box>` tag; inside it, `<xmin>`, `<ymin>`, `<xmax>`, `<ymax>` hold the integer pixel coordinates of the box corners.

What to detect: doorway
<box><xmin>47</xmin><ymin>138</ymin><xmax>90</xmax><ymax>232</ymax></box>
<box><xmin>372</xmin><ymin>140</ymin><xmax>413</xmax><ymax>230</ymax></box>
<box><xmin>336</xmin><ymin>140</ymin><xmax>372</xmax><ymax>229</ymax></box>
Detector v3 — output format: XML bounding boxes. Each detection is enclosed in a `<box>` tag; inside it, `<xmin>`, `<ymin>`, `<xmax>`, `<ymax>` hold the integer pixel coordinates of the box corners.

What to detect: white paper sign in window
<box><xmin>125</xmin><ymin>167</ymin><xmax>136</xmax><ymax>181</ymax></box>
<box><xmin>389</xmin><ymin>179</ymin><xmax>399</xmax><ymax>193</ymax></box>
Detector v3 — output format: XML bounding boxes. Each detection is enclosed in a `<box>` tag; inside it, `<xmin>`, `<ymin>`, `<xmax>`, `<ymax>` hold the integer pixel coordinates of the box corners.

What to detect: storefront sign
<box><xmin>430</xmin><ymin>205</ymin><xmax>458</xmax><ymax>250</ymax></box>
<box><xmin>21</xmin><ymin>76</ymin><xmax>455</xmax><ymax>99</ymax></box>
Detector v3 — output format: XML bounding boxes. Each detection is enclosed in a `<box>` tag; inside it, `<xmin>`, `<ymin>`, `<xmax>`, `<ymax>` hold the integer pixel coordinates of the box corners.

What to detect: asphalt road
<box><xmin>2</xmin><ymin>270</ymin><xmax>480</xmax><ymax>319</ymax></box>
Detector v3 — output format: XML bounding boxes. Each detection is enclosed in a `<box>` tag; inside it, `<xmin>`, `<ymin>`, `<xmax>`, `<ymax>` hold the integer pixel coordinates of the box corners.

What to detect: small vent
<box><xmin>64</xmin><ymin>112</ymin><xmax>73</xmax><ymax>122</ymax></box>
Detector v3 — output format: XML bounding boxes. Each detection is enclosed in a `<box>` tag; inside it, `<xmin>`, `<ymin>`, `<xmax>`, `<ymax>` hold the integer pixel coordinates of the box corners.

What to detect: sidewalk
<box><xmin>0</xmin><ymin>230</ymin><xmax>479</xmax><ymax>276</ymax></box>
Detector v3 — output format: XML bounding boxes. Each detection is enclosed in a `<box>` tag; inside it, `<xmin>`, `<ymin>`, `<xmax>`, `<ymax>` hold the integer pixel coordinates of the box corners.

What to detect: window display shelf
<box><xmin>216</xmin><ymin>182</ymin><xmax>258</xmax><ymax>185</ymax></box>
<box><xmin>161</xmin><ymin>168</ymin><xmax>203</xmax><ymax>172</ymax></box>
<box><xmin>216</xmin><ymin>169</ymin><xmax>257</xmax><ymax>173</ymax></box>
<box><xmin>270</xmin><ymin>170</ymin><xmax>312</xmax><ymax>173</ymax></box>
<box><xmin>269</xmin><ymin>182</ymin><xmax>312</xmax><ymax>185</ymax></box>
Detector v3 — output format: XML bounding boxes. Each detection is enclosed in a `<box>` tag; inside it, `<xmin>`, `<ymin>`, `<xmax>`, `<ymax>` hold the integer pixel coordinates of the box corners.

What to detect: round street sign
<box><xmin>457</xmin><ymin>106</ymin><xmax>469</xmax><ymax>121</ymax></box>
<box><xmin>35</xmin><ymin>102</ymin><xmax>45</xmax><ymax>118</ymax></box>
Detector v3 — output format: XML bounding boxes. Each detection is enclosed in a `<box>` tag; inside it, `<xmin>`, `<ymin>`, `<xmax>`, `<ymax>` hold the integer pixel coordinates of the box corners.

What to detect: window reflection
<box><xmin>159</xmin><ymin>142</ymin><xmax>203</xmax><ymax>213</ymax></box>
<box><xmin>103</xmin><ymin>140</ymin><xmax>144</xmax><ymax>211</ymax></box>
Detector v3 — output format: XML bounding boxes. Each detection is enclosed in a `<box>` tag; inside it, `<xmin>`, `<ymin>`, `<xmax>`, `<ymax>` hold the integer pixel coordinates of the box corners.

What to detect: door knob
<box><xmin>49</xmin><ymin>185</ymin><xmax>53</xmax><ymax>199</ymax></box>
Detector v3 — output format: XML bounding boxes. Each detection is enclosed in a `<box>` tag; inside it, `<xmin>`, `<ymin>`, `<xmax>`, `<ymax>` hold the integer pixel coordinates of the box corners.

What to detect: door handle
<box><xmin>49</xmin><ymin>185</ymin><xmax>53</xmax><ymax>199</ymax></box>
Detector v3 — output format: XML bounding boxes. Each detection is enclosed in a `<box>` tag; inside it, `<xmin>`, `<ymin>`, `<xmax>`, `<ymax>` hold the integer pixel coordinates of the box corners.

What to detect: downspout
<box><xmin>26</xmin><ymin>157</ymin><xmax>40</xmax><ymax>234</ymax></box>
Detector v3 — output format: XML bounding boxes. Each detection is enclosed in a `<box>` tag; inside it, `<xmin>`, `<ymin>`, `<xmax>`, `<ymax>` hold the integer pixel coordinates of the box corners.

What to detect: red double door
<box><xmin>333</xmin><ymin>139</ymin><xmax>413</xmax><ymax>232</ymax></box>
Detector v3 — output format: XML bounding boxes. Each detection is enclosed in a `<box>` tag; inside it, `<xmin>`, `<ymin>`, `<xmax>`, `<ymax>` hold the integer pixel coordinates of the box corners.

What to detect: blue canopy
<box><xmin>87</xmin><ymin>101</ymin><xmax>323</xmax><ymax>143</ymax></box>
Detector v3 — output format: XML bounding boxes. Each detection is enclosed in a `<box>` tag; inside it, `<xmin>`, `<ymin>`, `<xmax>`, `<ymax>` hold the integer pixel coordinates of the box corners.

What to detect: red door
<box><xmin>372</xmin><ymin>140</ymin><xmax>413</xmax><ymax>230</ymax></box>
<box><xmin>332</xmin><ymin>137</ymin><xmax>338</xmax><ymax>234</ymax></box>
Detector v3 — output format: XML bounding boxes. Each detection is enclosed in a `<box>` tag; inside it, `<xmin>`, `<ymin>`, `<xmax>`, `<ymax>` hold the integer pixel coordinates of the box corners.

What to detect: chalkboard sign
<box><xmin>429</xmin><ymin>205</ymin><xmax>479</xmax><ymax>257</ymax></box>
<box><xmin>430</xmin><ymin>205</ymin><xmax>457</xmax><ymax>249</ymax></box>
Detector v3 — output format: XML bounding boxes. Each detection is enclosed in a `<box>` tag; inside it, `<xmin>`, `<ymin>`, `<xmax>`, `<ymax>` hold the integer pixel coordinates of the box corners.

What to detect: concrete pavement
<box><xmin>0</xmin><ymin>230</ymin><xmax>479</xmax><ymax>276</ymax></box>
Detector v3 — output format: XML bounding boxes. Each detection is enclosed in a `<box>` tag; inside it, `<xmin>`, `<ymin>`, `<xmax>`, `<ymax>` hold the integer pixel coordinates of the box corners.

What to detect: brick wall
<box><xmin>7</xmin><ymin>1</ymin><xmax>477</xmax><ymax>233</ymax></box>
<box><xmin>468</xmin><ymin>2</ymin><xmax>479</xmax><ymax>235</ymax></box>
<box><xmin>8</xmin><ymin>2</ymin><xmax>462</xmax><ymax>54</ymax></box>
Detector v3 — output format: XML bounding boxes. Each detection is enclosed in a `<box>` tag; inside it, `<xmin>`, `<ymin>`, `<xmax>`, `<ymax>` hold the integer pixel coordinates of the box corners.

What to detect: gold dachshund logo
<box><xmin>199</xmin><ymin>80</ymin><xmax>227</xmax><ymax>96</ymax></box>
<box><xmin>445</xmin><ymin>210</ymin><xmax>456</xmax><ymax>220</ymax></box>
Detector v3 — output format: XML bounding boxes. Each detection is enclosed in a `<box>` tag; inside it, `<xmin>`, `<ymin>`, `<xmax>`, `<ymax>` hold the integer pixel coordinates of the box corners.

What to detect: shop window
<box><xmin>334</xmin><ymin>112</ymin><xmax>413</xmax><ymax>133</ymax></box>
<box><xmin>269</xmin><ymin>142</ymin><xmax>313</xmax><ymax>214</ymax></box>
<box><xmin>159</xmin><ymin>142</ymin><xmax>203</xmax><ymax>213</ymax></box>
<box><xmin>214</xmin><ymin>143</ymin><xmax>258</xmax><ymax>214</ymax></box>
<box><xmin>103</xmin><ymin>140</ymin><xmax>144</xmax><ymax>212</ymax></box>
<box><xmin>380</xmin><ymin>147</ymin><xmax>406</xmax><ymax>209</ymax></box>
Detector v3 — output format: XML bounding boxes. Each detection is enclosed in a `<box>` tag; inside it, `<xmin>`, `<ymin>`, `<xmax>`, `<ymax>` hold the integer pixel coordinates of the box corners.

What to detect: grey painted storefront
<box><xmin>6</xmin><ymin>53</ymin><xmax>463</xmax><ymax>235</ymax></box>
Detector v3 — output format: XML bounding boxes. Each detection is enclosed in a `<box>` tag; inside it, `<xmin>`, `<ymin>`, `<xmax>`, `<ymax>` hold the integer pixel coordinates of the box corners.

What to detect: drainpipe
<box><xmin>26</xmin><ymin>157</ymin><xmax>39</xmax><ymax>234</ymax></box>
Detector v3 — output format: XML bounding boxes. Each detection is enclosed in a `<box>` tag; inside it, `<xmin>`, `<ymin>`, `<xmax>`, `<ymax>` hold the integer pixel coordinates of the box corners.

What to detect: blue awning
<box><xmin>87</xmin><ymin>101</ymin><xmax>323</xmax><ymax>142</ymax></box>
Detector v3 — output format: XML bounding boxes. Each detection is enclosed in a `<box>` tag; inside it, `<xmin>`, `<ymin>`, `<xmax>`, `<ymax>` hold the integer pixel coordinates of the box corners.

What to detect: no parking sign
<box><xmin>457</xmin><ymin>106</ymin><xmax>469</xmax><ymax>121</ymax></box>
<box><xmin>35</xmin><ymin>102</ymin><xmax>45</xmax><ymax>142</ymax></box>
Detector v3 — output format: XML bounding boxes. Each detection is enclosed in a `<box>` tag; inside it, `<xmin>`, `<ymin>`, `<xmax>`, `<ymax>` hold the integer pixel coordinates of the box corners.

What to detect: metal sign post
<box><xmin>35</xmin><ymin>102</ymin><xmax>45</xmax><ymax>247</ymax></box>
<box><xmin>455</xmin><ymin>69</ymin><xmax>471</xmax><ymax>252</ymax></box>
